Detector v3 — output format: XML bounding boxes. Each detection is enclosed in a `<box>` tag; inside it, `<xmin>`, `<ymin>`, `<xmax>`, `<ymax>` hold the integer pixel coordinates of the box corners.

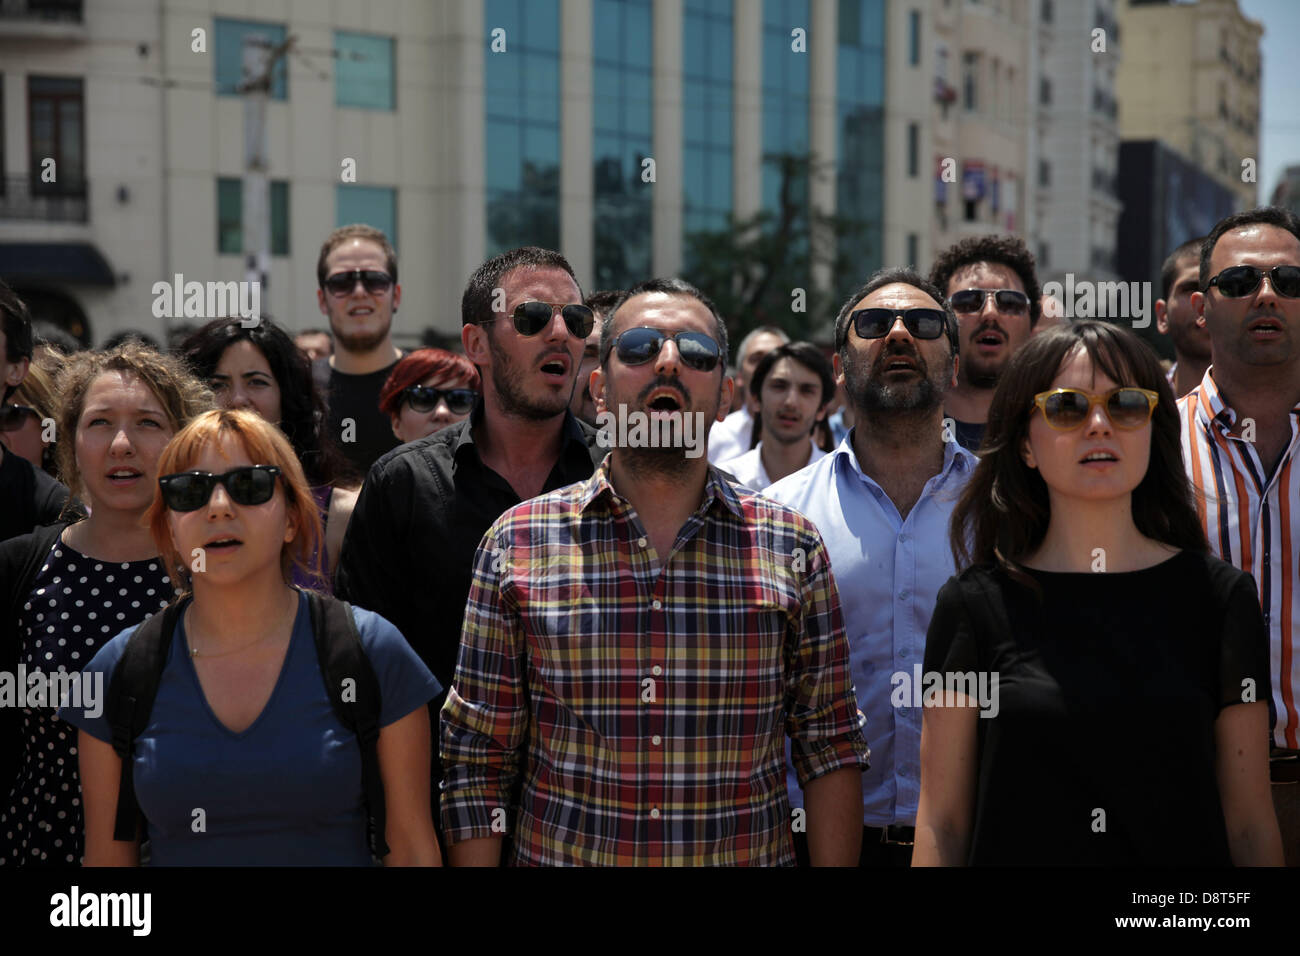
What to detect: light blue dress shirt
<box><xmin>765</xmin><ymin>430</ymin><xmax>976</xmax><ymax>827</ymax></box>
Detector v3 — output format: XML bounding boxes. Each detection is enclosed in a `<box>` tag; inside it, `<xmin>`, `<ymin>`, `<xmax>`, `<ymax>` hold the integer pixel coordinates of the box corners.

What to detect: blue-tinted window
<box><xmin>762</xmin><ymin>0</ymin><xmax>810</xmax><ymax>213</ymax></box>
<box><xmin>217</xmin><ymin>178</ymin><xmax>290</xmax><ymax>255</ymax></box>
<box><xmin>682</xmin><ymin>0</ymin><xmax>734</xmax><ymax>269</ymax></box>
<box><xmin>215</xmin><ymin>18</ymin><xmax>288</xmax><ymax>100</ymax></box>
<box><xmin>836</xmin><ymin>0</ymin><xmax>885</xmax><ymax>282</ymax></box>
<box><xmin>335</xmin><ymin>32</ymin><xmax>395</xmax><ymax>110</ymax></box>
<box><xmin>909</xmin><ymin>10</ymin><xmax>921</xmax><ymax>66</ymax></box>
<box><xmin>337</xmin><ymin>185</ymin><xmax>397</xmax><ymax>247</ymax></box>
<box><xmin>484</xmin><ymin>0</ymin><xmax>561</xmax><ymax>255</ymax></box>
<box><xmin>593</xmin><ymin>0</ymin><xmax>654</xmax><ymax>290</ymax></box>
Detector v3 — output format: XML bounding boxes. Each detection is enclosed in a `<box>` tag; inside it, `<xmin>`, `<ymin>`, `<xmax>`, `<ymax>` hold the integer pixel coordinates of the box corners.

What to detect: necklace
<box><xmin>186</xmin><ymin>594</ymin><xmax>296</xmax><ymax>659</ymax></box>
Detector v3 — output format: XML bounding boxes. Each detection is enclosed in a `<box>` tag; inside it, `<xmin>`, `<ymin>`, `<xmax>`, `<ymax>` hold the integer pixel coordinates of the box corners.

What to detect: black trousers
<box><xmin>792</xmin><ymin>825</ymin><xmax>914</xmax><ymax>867</ymax></box>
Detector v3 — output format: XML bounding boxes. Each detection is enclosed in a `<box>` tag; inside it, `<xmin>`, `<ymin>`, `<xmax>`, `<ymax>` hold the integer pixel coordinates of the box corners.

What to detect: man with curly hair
<box><xmin>929</xmin><ymin>235</ymin><xmax>1041</xmax><ymax>451</ymax></box>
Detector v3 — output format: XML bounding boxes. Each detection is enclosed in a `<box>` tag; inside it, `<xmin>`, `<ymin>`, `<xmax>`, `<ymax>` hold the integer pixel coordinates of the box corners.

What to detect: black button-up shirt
<box><xmin>335</xmin><ymin>406</ymin><xmax>604</xmax><ymax>692</ymax></box>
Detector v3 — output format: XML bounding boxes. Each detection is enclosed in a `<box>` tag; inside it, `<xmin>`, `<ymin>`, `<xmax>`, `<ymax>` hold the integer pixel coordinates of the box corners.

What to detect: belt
<box><xmin>1272</xmin><ymin>752</ymin><xmax>1300</xmax><ymax>784</ymax></box>
<box><xmin>865</xmin><ymin>824</ymin><xmax>915</xmax><ymax>846</ymax></box>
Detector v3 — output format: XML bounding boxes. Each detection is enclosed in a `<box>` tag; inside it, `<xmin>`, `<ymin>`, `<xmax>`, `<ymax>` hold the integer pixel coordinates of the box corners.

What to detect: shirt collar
<box><xmin>1191</xmin><ymin>366</ymin><xmax>1240</xmax><ymax>432</ymax></box>
<box><xmin>832</xmin><ymin>426</ymin><xmax>976</xmax><ymax>486</ymax></box>
<box><xmin>578</xmin><ymin>454</ymin><xmax>747</xmax><ymax>520</ymax></box>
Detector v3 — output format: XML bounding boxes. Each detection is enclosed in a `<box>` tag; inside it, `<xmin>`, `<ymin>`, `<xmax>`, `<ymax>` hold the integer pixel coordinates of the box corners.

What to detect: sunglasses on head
<box><xmin>485</xmin><ymin>301</ymin><xmax>595</xmax><ymax>339</ymax></box>
<box><xmin>158</xmin><ymin>465</ymin><xmax>282</xmax><ymax>513</ymax></box>
<box><xmin>1032</xmin><ymin>387</ymin><xmax>1159</xmax><ymax>431</ymax></box>
<box><xmin>322</xmin><ymin>269</ymin><xmax>394</xmax><ymax>297</ymax></box>
<box><xmin>849</xmin><ymin>308</ymin><xmax>948</xmax><ymax>341</ymax></box>
<box><xmin>1207</xmin><ymin>265</ymin><xmax>1300</xmax><ymax>299</ymax></box>
<box><xmin>0</xmin><ymin>403</ymin><xmax>40</xmax><ymax>432</ymax></box>
<box><xmin>402</xmin><ymin>385</ymin><xmax>478</xmax><ymax>415</ymax></box>
<box><xmin>948</xmin><ymin>288</ymin><xmax>1030</xmax><ymax>315</ymax></box>
<box><xmin>612</xmin><ymin>327</ymin><xmax>722</xmax><ymax>372</ymax></box>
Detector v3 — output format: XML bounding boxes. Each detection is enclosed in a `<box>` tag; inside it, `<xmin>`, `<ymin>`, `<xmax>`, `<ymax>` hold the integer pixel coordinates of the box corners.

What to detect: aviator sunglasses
<box><xmin>1032</xmin><ymin>387</ymin><xmax>1159</xmax><ymax>431</ymax></box>
<box><xmin>158</xmin><ymin>465</ymin><xmax>282</xmax><ymax>512</ymax></box>
<box><xmin>612</xmin><ymin>327</ymin><xmax>722</xmax><ymax>372</ymax></box>
<box><xmin>484</xmin><ymin>301</ymin><xmax>596</xmax><ymax>339</ymax></box>
<box><xmin>948</xmin><ymin>288</ymin><xmax>1030</xmax><ymax>315</ymax></box>
<box><xmin>1206</xmin><ymin>265</ymin><xmax>1300</xmax><ymax>299</ymax></box>
<box><xmin>322</xmin><ymin>269</ymin><xmax>394</xmax><ymax>297</ymax></box>
<box><xmin>0</xmin><ymin>403</ymin><xmax>40</xmax><ymax>432</ymax></box>
<box><xmin>402</xmin><ymin>385</ymin><xmax>478</xmax><ymax>415</ymax></box>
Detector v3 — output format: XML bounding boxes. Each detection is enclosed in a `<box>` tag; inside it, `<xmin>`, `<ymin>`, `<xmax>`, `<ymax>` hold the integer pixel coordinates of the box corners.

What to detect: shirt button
<box><xmin>899</xmin><ymin>533</ymin><xmax>909</xmax><ymax>543</ymax></box>
<box><xmin>650</xmin><ymin>808</ymin><xmax>661</xmax><ymax>819</ymax></box>
<box><xmin>637</xmin><ymin>537</ymin><xmax>647</xmax><ymax>548</ymax></box>
<box><xmin>652</xmin><ymin>599</ymin><xmax>662</xmax><ymax>610</ymax></box>
<box><xmin>899</xmin><ymin>590</ymin><xmax>910</xmax><ymax>601</ymax></box>
<box><xmin>652</xmin><ymin>735</ymin><xmax>662</xmax><ymax>746</ymax></box>
<box><xmin>898</xmin><ymin>707</ymin><xmax>909</xmax><ymax>716</ymax></box>
<box><xmin>900</xmin><ymin>647</ymin><xmax>911</xmax><ymax>658</ymax></box>
<box><xmin>652</xmin><ymin>665</ymin><xmax>662</xmax><ymax>676</ymax></box>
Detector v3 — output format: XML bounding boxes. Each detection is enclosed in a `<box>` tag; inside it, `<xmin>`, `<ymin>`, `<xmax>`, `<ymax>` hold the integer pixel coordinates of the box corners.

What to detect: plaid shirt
<box><xmin>440</xmin><ymin>456</ymin><xmax>869</xmax><ymax>866</ymax></box>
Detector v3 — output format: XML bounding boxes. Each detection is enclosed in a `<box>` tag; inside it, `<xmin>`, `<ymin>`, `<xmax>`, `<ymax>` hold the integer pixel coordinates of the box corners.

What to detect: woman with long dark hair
<box><xmin>913</xmin><ymin>320</ymin><xmax>1282</xmax><ymax>865</ymax></box>
<box><xmin>181</xmin><ymin>318</ymin><xmax>359</xmax><ymax>593</ymax></box>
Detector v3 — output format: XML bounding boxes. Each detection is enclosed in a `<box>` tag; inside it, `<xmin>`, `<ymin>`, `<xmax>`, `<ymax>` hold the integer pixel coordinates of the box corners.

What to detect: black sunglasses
<box><xmin>486</xmin><ymin>301</ymin><xmax>594</xmax><ymax>339</ymax></box>
<box><xmin>849</xmin><ymin>308</ymin><xmax>948</xmax><ymax>340</ymax></box>
<box><xmin>613</xmin><ymin>327</ymin><xmax>722</xmax><ymax>372</ymax></box>
<box><xmin>322</xmin><ymin>269</ymin><xmax>394</xmax><ymax>297</ymax></box>
<box><xmin>1207</xmin><ymin>265</ymin><xmax>1300</xmax><ymax>299</ymax></box>
<box><xmin>158</xmin><ymin>465</ymin><xmax>282</xmax><ymax>513</ymax></box>
<box><xmin>402</xmin><ymin>385</ymin><xmax>478</xmax><ymax>415</ymax></box>
<box><xmin>948</xmin><ymin>288</ymin><xmax>1030</xmax><ymax>315</ymax></box>
<box><xmin>0</xmin><ymin>403</ymin><xmax>40</xmax><ymax>433</ymax></box>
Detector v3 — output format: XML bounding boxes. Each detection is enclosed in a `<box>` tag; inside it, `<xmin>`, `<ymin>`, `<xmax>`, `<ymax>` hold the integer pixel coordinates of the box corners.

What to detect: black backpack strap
<box><xmin>305</xmin><ymin>590</ymin><xmax>389</xmax><ymax>858</ymax></box>
<box><xmin>106</xmin><ymin>600</ymin><xmax>184</xmax><ymax>842</ymax></box>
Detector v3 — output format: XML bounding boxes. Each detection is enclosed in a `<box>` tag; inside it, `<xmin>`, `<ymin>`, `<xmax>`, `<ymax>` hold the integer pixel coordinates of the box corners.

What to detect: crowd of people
<box><xmin>0</xmin><ymin>206</ymin><xmax>1296</xmax><ymax>867</ymax></box>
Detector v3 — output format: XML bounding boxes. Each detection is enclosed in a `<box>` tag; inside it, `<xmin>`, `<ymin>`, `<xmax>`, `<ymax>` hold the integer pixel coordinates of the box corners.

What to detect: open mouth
<box><xmin>107</xmin><ymin>468</ymin><xmax>142</xmax><ymax>485</ymax></box>
<box><xmin>203</xmin><ymin>537</ymin><xmax>243</xmax><ymax>551</ymax></box>
<box><xmin>539</xmin><ymin>355</ymin><xmax>570</xmax><ymax>378</ymax></box>
<box><xmin>882</xmin><ymin>356</ymin><xmax>918</xmax><ymax>373</ymax></box>
<box><xmin>1248</xmin><ymin>318</ymin><xmax>1282</xmax><ymax>336</ymax></box>
<box><xmin>976</xmin><ymin>332</ymin><xmax>1004</xmax><ymax>347</ymax></box>
<box><xmin>1079</xmin><ymin>451</ymin><xmax>1118</xmax><ymax>465</ymax></box>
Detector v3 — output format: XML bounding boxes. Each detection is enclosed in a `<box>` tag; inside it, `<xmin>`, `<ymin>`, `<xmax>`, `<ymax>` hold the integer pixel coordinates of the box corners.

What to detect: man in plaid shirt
<box><xmin>440</xmin><ymin>278</ymin><xmax>870</xmax><ymax>866</ymax></box>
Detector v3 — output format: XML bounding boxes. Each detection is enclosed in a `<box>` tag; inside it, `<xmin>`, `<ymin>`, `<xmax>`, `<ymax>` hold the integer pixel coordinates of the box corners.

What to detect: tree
<box><xmin>682</xmin><ymin>153</ymin><xmax>874</xmax><ymax>347</ymax></box>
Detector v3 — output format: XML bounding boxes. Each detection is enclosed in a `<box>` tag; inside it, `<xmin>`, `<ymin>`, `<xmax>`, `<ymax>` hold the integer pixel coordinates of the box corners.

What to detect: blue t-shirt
<box><xmin>59</xmin><ymin>591</ymin><xmax>440</xmax><ymax>866</ymax></box>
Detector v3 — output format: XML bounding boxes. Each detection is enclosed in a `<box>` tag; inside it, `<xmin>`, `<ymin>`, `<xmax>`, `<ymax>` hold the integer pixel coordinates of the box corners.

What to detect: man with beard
<box><xmin>336</xmin><ymin>247</ymin><xmax>604</xmax><ymax>815</ymax></box>
<box><xmin>767</xmin><ymin>268</ymin><xmax>976</xmax><ymax>867</ymax></box>
<box><xmin>929</xmin><ymin>234</ymin><xmax>1041</xmax><ymax>451</ymax></box>
<box><xmin>312</xmin><ymin>224</ymin><xmax>406</xmax><ymax>475</ymax></box>
<box><xmin>440</xmin><ymin>278</ymin><xmax>869</xmax><ymax>866</ymax></box>
<box><xmin>1155</xmin><ymin>236</ymin><xmax>1211</xmax><ymax>398</ymax></box>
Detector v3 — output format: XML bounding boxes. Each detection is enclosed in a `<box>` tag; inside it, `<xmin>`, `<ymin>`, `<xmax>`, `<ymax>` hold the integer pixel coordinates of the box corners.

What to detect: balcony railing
<box><xmin>0</xmin><ymin>0</ymin><xmax>82</xmax><ymax>20</ymax></box>
<box><xmin>0</xmin><ymin>175</ymin><xmax>88</xmax><ymax>222</ymax></box>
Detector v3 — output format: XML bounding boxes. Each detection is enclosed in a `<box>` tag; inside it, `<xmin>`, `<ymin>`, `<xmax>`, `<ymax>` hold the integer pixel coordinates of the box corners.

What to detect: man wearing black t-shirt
<box><xmin>312</xmin><ymin>224</ymin><xmax>405</xmax><ymax>476</ymax></box>
<box><xmin>0</xmin><ymin>281</ymin><xmax>69</xmax><ymax>542</ymax></box>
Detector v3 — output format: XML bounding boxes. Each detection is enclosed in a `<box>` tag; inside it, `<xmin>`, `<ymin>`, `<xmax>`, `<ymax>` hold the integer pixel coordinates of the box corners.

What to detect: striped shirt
<box><xmin>439</xmin><ymin>455</ymin><xmax>870</xmax><ymax>866</ymax></box>
<box><xmin>1179</xmin><ymin>369</ymin><xmax>1300</xmax><ymax>749</ymax></box>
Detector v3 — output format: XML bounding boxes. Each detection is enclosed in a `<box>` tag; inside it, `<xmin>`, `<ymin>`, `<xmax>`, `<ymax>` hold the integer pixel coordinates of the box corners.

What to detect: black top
<box><xmin>0</xmin><ymin>448</ymin><xmax>68</xmax><ymax>544</ymax></box>
<box><xmin>312</xmin><ymin>356</ymin><xmax>402</xmax><ymax>476</ymax></box>
<box><xmin>336</xmin><ymin>405</ymin><xmax>603</xmax><ymax>693</ymax></box>
<box><xmin>924</xmin><ymin>551</ymin><xmax>1269</xmax><ymax>866</ymax></box>
<box><xmin>951</xmin><ymin>418</ymin><xmax>986</xmax><ymax>454</ymax></box>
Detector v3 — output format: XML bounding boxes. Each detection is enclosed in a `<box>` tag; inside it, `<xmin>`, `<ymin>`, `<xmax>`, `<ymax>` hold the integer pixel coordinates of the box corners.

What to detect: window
<box><xmin>962</xmin><ymin>51</ymin><xmax>979</xmax><ymax>112</ymax></box>
<box><xmin>335</xmin><ymin>32</ymin><xmax>395</xmax><ymax>110</ymax></box>
<box><xmin>682</xmin><ymin>0</ymin><xmax>734</xmax><ymax>264</ymax></box>
<box><xmin>908</xmin><ymin>10</ymin><xmax>921</xmax><ymax>66</ymax></box>
<box><xmin>215</xmin><ymin>18</ymin><xmax>288</xmax><ymax>99</ymax></box>
<box><xmin>217</xmin><ymin>178</ymin><xmax>290</xmax><ymax>255</ymax></box>
<box><xmin>906</xmin><ymin>232</ymin><xmax>919</xmax><ymax>267</ymax></box>
<box><xmin>1038</xmin><ymin>159</ymin><xmax>1050</xmax><ymax>187</ymax></box>
<box><xmin>337</xmin><ymin>185</ymin><xmax>396</xmax><ymax>248</ymax></box>
<box><xmin>907</xmin><ymin>123</ymin><xmax>919</xmax><ymax>178</ymax></box>
<box><xmin>1040</xmin><ymin>76</ymin><xmax>1051</xmax><ymax>106</ymax></box>
<box><xmin>28</xmin><ymin>76</ymin><xmax>84</xmax><ymax>195</ymax></box>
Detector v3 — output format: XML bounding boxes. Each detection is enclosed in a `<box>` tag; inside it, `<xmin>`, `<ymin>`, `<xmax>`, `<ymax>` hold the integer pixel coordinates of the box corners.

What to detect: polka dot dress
<box><xmin>0</xmin><ymin>540</ymin><xmax>172</xmax><ymax>867</ymax></box>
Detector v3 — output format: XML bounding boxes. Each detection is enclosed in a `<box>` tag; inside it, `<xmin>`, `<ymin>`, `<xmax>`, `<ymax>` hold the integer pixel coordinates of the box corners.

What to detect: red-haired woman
<box><xmin>378</xmin><ymin>348</ymin><xmax>480</xmax><ymax>445</ymax></box>
<box><xmin>61</xmin><ymin>409</ymin><xmax>441</xmax><ymax>865</ymax></box>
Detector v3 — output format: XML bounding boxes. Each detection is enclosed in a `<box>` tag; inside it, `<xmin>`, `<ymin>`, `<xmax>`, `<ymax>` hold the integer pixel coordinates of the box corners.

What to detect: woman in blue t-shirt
<box><xmin>62</xmin><ymin>409</ymin><xmax>442</xmax><ymax>866</ymax></box>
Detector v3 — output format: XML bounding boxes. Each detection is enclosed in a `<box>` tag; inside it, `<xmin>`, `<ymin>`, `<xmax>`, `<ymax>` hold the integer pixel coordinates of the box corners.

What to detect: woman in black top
<box><xmin>913</xmin><ymin>320</ymin><xmax>1282</xmax><ymax>865</ymax></box>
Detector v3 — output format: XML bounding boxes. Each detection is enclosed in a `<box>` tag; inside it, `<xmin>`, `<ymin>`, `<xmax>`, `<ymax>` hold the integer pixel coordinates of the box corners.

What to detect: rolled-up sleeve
<box><xmin>785</xmin><ymin>534</ymin><xmax>871</xmax><ymax>788</ymax></box>
<box><xmin>438</xmin><ymin>523</ymin><xmax>531</xmax><ymax>844</ymax></box>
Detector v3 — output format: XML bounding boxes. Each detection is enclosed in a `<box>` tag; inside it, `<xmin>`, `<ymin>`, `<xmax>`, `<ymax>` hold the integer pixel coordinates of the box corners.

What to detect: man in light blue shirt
<box><xmin>766</xmin><ymin>267</ymin><xmax>976</xmax><ymax>866</ymax></box>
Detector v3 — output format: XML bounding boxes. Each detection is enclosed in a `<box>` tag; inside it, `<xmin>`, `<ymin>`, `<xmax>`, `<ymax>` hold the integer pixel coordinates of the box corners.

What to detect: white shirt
<box><xmin>707</xmin><ymin>407</ymin><xmax>753</xmax><ymax>464</ymax></box>
<box><xmin>721</xmin><ymin>440</ymin><xmax>827</xmax><ymax>492</ymax></box>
